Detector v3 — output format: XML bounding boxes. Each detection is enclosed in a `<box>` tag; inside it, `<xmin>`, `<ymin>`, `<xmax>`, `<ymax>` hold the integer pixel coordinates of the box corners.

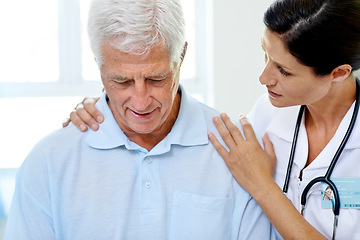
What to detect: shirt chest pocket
<box><xmin>169</xmin><ymin>192</ymin><xmax>234</xmax><ymax>240</ymax></box>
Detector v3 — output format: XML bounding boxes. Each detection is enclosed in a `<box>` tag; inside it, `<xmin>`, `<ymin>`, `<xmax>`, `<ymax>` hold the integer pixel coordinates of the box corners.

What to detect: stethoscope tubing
<box><xmin>282</xmin><ymin>104</ymin><xmax>305</xmax><ymax>193</ymax></box>
<box><xmin>283</xmin><ymin>78</ymin><xmax>360</xmax><ymax>218</ymax></box>
<box><xmin>300</xmin><ymin>176</ymin><xmax>340</xmax><ymax>215</ymax></box>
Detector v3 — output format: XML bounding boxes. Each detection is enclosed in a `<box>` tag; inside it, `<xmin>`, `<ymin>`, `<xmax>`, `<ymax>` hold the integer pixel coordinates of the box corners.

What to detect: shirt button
<box><xmin>145</xmin><ymin>181</ymin><xmax>152</xmax><ymax>189</ymax></box>
<box><xmin>145</xmin><ymin>157</ymin><xmax>153</xmax><ymax>164</ymax></box>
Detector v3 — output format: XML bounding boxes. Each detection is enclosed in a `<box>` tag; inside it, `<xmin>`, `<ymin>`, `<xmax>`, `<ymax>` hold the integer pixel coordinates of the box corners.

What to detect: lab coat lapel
<box><xmin>266</xmin><ymin>105</ymin><xmax>309</xmax><ymax>177</ymax></box>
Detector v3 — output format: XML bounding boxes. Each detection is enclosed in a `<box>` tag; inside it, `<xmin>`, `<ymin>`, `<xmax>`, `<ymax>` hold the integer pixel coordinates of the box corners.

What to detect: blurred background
<box><xmin>0</xmin><ymin>0</ymin><xmax>273</xmax><ymax>237</ymax></box>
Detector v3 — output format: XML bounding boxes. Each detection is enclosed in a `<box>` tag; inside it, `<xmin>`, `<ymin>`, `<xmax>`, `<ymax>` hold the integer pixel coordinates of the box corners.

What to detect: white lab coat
<box><xmin>248</xmin><ymin>94</ymin><xmax>360</xmax><ymax>240</ymax></box>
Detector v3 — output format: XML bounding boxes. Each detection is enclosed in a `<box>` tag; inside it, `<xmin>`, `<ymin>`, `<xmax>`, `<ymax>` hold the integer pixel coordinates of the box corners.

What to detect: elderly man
<box><xmin>5</xmin><ymin>0</ymin><xmax>274</xmax><ymax>239</ymax></box>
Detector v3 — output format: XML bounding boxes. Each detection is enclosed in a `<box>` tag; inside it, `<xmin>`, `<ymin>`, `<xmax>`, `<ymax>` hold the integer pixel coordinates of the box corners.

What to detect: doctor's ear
<box><xmin>330</xmin><ymin>64</ymin><xmax>352</xmax><ymax>82</ymax></box>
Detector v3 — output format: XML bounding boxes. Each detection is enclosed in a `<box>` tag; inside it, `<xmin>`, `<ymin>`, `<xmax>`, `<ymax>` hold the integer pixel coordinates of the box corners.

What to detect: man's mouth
<box><xmin>130</xmin><ymin>109</ymin><xmax>156</xmax><ymax>120</ymax></box>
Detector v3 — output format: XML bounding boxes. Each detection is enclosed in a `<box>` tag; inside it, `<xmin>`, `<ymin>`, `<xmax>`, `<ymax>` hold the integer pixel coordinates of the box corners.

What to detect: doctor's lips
<box><xmin>268</xmin><ymin>89</ymin><xmax>282</xmax><ymax>98</ymax></box>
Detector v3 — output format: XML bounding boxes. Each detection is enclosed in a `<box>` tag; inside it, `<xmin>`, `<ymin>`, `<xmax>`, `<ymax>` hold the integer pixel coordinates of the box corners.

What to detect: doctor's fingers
<box><xmin>83</xmin><ymin>97</ymin><xmax>103</xmax><ymax>124</ymax></box>
<box><xmin>219</xmin><ymin>113</ymin><xmax>246</xmax><ymax>144</ymax></box>
<box><xmin>72</xmin><ymin>105</ymin><xmax>100</xmax><ymax>132</ymax></box>
<box><xmin>262</xmin><ymin>132</ymin><xmax>276</xmax><ymax>162</ymax></box>
<box><xmin>69</xmin><ymin>110</ymin><xmax>88</xmax><ymax>132</ymax></box>
<box><xmin>238</xmin><ymin>115</ymin><xmax>258</xmax><ymax>143</ymax></box>
<box><xmin>212</xmin><ymin>114</ymin><xmax>243</xmax><ymax>149</ymax></box>
<box><xmin>208</xmin><ymin>132</ymin><xmax>231</xmax><ymax>161</ymax></box>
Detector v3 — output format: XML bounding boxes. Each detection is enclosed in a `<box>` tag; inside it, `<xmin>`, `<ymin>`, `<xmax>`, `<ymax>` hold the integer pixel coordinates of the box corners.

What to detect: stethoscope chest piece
<box><xmin>282</xmin><ymin>78</ymin><xmax>360</xmax><ymax>240</ymax></box>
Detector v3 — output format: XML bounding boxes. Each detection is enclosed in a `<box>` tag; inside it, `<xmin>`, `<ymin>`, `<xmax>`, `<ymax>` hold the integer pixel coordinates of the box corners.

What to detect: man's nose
<box><xmin>131</xmin><ymin>81</ymin><xmax>151</xmax><ymax>111</ymax></box>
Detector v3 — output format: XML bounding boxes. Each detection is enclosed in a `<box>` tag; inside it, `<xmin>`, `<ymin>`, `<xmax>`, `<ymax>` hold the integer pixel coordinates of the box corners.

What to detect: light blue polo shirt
<box><xmin>5</xmin><ymin>87</ymin><xmax>275</xmax><ymax>240</ymax></box>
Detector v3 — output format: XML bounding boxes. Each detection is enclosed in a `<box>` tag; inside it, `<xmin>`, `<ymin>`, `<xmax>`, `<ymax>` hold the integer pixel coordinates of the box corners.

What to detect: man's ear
<box><xmin>330</xmin><ymin>64</ymin><xmax>352</xmax><ymax>82</ymax></box>
<box><xmin>180</xmin><ymin>42</ymin><xmax>188</xmax><ymax>66</ymax></box>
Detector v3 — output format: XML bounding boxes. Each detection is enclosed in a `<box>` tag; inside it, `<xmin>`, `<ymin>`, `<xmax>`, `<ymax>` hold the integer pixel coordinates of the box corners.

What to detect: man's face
<box><xmin>100</xmin><ymin>42</ymin><xmax>181</xmax><ymax>138</ymax></box>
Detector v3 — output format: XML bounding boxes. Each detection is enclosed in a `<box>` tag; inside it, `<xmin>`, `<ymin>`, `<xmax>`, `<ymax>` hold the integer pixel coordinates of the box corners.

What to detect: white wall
<box><xmin>211</xmin><ymin>0</ymin><xmax>274</xmax><ymax>116</ymax></box>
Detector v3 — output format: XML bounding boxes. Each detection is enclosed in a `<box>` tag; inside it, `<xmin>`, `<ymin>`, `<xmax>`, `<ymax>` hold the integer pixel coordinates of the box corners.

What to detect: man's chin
<box><xmin>127</xmin><ymin>124</ymin><xmax>158</xmax><ymax>135</ymax></box>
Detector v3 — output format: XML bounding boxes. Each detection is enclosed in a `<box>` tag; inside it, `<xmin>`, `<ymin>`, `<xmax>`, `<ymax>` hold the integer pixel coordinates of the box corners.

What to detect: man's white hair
<box><xmin>88</xmin><ymin>0</ymin><xmax>186</xmax><ymax>67</ymax></box>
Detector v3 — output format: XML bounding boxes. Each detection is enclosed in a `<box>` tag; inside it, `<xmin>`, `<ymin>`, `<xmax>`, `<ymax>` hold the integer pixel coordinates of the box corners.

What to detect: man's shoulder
<box><xmin>192</xmin><ymin>99</ymin><xmax>221</xmax><ymax>119</ymax></box>
<box><xmin>24</xmin><ymin>124</ymin><xmax>88</xmax><ymax>164</ymax></box>
<box><xmin>37</xmin><ymin>123</ymin><xmax>87</xmax><ymax>147</ymax></box>
<box><xmin>15</xmin><ymin>124</ymin><xmax>89</xmax><ymax>183</ymax></box>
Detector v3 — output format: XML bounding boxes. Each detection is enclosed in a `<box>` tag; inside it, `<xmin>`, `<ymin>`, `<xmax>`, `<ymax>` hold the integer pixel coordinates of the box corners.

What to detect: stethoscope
<box><xmin>282</xmin><ymin>78</ymin><xmax>360</xmax><ymax>240</ymax></box>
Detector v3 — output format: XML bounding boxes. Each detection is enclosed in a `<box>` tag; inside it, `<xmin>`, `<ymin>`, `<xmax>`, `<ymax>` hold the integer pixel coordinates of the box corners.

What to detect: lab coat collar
<box><xmin>266</xmin><ymin>105</ymin><xmax>301</xmax><ymax>143</ymax></box>
<box><xmin>267</xmin><ymin>101</ymin><xmax>360</xmax><ymax>149</ymax></box>
<box><xmin>267</xmin><ymin>101</ymin><xmax>360</xmax><ymax>172</ymax></box>
<box><xmin>87</xmin><ymin>85</ymin><xmax>208</xmax><ymax>151</ymax></box>
<box><xmin>340</xmin><ymin>101</ymin><xmax>360</xmax><ymax>149</ymax></box>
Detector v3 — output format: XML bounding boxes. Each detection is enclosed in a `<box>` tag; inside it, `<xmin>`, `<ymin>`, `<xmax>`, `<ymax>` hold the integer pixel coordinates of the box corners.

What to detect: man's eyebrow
<box><xmin>108</xmin><ymin>71</ymin><xmax>172</xmax><ymax>80</ymax></box>
<box><xmin>109</xmin><ymin>75</ymin><xmax>131</xmax><ymax>81</ymax></box>
<box><xmin>146</xmin><ymin>71</ymin><xmax>171</xmax><ymax>79</ymax></box>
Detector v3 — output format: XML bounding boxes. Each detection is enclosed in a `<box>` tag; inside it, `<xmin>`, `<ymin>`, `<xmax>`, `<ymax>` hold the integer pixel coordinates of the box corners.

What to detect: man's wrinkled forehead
<box><xmin>99</xmin><ymin>41</ymin><xmax>177</xmax><ymax>78</ymax></box>
<box><xmin>101</xmin><ymin>40</ymin><xmax>171</xmax><ymax>62</ymax></box>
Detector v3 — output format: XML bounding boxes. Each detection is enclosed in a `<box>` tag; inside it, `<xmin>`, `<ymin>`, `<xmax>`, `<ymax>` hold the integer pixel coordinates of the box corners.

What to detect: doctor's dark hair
<box><xmin>264</xmin><ymin>0</ymin><xmax>360</xmax><ymax>76</ymax></box>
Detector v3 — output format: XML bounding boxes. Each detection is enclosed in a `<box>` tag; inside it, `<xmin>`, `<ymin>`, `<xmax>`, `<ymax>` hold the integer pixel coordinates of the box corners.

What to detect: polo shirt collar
<box><xmin>86</xmin><ymin>92</ymin><xmax>128</xmax><ymax>149</ymax></box>
<box><xmin>87</xmin><ymin>85</ymin><xmax>208</xmax><ymax>150</ymax></box>
<box><xmin>167</xmin><ymin>86</ymin><xmax>209</xmax><ymax>147</ymax></box>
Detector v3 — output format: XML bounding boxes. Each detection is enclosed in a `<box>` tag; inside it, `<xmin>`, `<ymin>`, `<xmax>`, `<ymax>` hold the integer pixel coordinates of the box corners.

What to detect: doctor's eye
<box><xmin>279</xmin><ymin>68</ymin><xmax>291</xmax><ymax>76</ymax></box>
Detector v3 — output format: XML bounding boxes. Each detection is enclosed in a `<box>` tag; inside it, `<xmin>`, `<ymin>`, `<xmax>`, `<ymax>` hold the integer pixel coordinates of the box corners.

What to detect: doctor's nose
<box><xmin>259</xmin><ymin>64</ymin><xmax>277</xmax><ymax>86</ymax></box>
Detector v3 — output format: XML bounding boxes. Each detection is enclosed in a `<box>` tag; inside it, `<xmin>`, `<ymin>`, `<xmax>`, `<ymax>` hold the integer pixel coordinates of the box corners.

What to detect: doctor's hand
<box><xmin>208</xmin><ymin>113</ymin><xmax>276</xmax><ymax>198</ymax></box>
<box><xmin>209</xmin><ymin>113</ymin><xmax>327</xmax><ymax>240</ymax></box>
<box><xmin>62</xmin><ymin>97</ymin><xmax>103</xmax><ymax>132</ymax></box>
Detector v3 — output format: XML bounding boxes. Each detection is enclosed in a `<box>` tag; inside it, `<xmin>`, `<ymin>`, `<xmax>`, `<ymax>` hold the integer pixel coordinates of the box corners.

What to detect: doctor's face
<box><xmin>100</xmin><ymin>42</ymin><xmax>181</xmax><ymax>136</ymax></box>
<box><xmin>259</xmin><ymin>28</ymin><xmax>332</xmax><ymax>108</ymax></box>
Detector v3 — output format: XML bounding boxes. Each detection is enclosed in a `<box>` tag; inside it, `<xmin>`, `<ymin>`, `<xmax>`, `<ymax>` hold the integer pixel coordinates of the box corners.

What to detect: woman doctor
<box><xmin>209</xmin><ymin>0</ymin><xmax>360</xmax><ymax>239</ymax></box>
<box><xmin>65</xmin><ymin>0</ymin><xmax>360</xmax><ymax>239</ymax></box>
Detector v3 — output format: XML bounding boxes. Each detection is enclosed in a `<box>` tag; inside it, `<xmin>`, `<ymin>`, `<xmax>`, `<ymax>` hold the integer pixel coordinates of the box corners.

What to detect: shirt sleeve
<box><xmin>4</xmin><ymin>152</ymin><xmax>55</xmax><ymax>240</ymax></box>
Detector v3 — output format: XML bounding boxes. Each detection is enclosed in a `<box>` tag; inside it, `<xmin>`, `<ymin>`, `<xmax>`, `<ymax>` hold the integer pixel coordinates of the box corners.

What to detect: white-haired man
<box><xmin>5</xmin><ymin>0</ymin><xmax>274</xmax><ymax>239</ymax></box>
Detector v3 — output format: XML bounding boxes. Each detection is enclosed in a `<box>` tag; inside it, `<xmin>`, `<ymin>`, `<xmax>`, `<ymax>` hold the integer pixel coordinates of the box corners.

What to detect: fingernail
<box><xmin>80</xmin><ymin>124</ymin><xmax>87</xmax><ymax>131</ymax></box>
<box><xmin>91</xmin><ymin>124</ymin><xmax>97</xmax><ymax>130</ymax></box>
<box><xmin>97</xmin><ymin>115</ymin><xmax>103</xmax><ymax>122</ymax></box>
<box><xmin>213</xmin><ymin>116</ymin><xmax>220</xmax><ymax>122</ymax></box>
<box><xmin>220</xmin><ymin>112</ymin><xmax>227</xmax><ymax>118</ymax></box>
<box><xmin>239</xmin><ymin>114</ymin><xmax>246</xmax><ymax>120</ymax></box>
<box><xmin>239</xmin><ymin>115</ymin><xmax>248</xmax><ymax>124</ymax></box>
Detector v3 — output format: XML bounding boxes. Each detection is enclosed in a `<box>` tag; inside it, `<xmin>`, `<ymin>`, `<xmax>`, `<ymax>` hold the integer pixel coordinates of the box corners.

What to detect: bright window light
<box><xmin>0</xmin><ymin>0</ymin><xmax>59</xmax><ymax>83</ymax></box>
<box><xmin>0</xmin><ymin>0</ymin><xmax>208</xmax><ymax>167</ymax></box>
